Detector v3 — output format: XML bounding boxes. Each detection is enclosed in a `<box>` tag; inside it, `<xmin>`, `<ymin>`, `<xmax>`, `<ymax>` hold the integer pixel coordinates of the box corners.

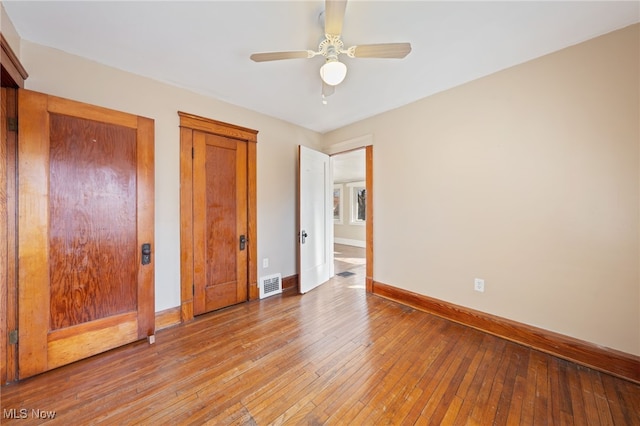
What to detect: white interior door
<box><xmin>299</xmin><ymin>145</ymin><xmax>333</xmax><ymax>293</ymax></box>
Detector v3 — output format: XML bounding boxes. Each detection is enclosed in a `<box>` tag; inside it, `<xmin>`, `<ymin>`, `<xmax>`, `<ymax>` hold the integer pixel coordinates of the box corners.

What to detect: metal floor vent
<box><xmin>259</xmin><ymin>273</ymin><xmax>282</xmax><ymax>299</ymax></box>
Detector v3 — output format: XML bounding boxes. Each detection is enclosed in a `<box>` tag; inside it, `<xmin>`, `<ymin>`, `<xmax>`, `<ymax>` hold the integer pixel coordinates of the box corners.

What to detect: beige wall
<box><xmin>17</xmin><ymin>40</ymin><xmax>323</xmax><ymax>312</ymax></box>
<box><xmin>0</xmin><ymin>3</ymin><xmax>20</xmax><ymax>54</ymax></box>
<box><xmin>324</xmin><ymin>24</ymin><xmax>640</xmax><ymax>356</ymax></box>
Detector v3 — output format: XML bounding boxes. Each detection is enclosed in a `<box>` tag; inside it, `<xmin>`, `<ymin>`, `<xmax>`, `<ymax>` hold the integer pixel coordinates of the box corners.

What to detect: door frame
<box><xmin>365</xmin><ymin>145</ymin><xmax>373</xmax><ymax>292</ymax></box>
<box><xmin>1</xmin><ymin>33</ymin><xmax>29</xmax><ymax>384</ymax></box>
<box><xmin>335</xmin><ymin>146</ymin><xmax>373</xmax><ymax>292</ymax></box>
<box><xmin>325</xmin><ymin>137</ymin><xmax>374</xmax><ymax>293</ymax></box>
<box><xmin>178</xmin><ymin>112</ymin><xmax>258</xmax><ymax>322</ymax></box>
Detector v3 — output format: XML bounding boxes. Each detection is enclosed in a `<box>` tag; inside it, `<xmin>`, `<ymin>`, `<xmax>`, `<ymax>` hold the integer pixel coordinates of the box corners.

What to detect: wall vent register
<box><xmin>259</xmin><ymin>273</ymin><xmax>283</xmax><ymax>299</ymax></box>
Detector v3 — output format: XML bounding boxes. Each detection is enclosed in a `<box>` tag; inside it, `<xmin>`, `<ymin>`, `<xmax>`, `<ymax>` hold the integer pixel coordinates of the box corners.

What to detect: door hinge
<box><xmin>8</xmin><ymin>330</ymin><xmax>18</xmax><ymax>345</ymax></box>
<box><xmin>192</xmin><ymin>283</ymin><xmax>195</xmax><ymax>297</ymax></box>
<box><xmin>7</xmin><ymin>117</ymin><xmax>17</xmax><ymax>132</ymax></box>
<box><xmin>191</xmin><ymin>147</ymin><xmax>194</xmax><ymax>159</ymax></box>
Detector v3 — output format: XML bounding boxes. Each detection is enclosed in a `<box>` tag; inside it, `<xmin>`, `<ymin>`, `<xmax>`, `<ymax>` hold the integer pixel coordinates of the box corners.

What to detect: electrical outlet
<box><xmin>474</xmin><ymin>278</ymin><xmax>485</xmax><ymax>293</ymax></box>
<box><xmin>263</xmin><ymin>258</ymin><xmax>269</xmax><ymax>268</ymax></box>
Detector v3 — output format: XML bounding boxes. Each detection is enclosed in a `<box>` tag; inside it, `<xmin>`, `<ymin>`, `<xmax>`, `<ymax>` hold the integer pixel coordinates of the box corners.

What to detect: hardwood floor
<box><xmin>2</xmin><ymin>245</ymin><xmax>639</xmax><ymax>425</ymax></box>
<box><xmin>334</xmin><ymin>243</ymin><xmax>366</xmax><ymax>276</ymax></box>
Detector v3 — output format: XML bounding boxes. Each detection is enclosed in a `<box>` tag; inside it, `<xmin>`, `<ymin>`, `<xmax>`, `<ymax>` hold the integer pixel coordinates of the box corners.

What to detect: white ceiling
<box><xmin>3</xmin><ymin>1</ymin><xmax>639</xmax><ymax>134</ymax></box>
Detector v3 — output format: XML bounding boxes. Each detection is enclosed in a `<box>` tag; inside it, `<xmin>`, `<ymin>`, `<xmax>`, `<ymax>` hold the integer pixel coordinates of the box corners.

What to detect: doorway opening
<box><xmin>297</xmin><ymin>142</ymin><xmax>372</xmax><ymax>294</ymax></box>
<box><xmin>332</xmin><ymin>148</ymin><xmax>367</xmax><ymax>290</ymax></box>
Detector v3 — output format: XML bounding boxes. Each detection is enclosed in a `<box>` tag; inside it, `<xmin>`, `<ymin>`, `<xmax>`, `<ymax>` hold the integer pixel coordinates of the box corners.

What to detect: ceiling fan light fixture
<box><xmin>320</xmin><ymin>59</ymin><xmax>347</xmax><ymax>86</ymax></box>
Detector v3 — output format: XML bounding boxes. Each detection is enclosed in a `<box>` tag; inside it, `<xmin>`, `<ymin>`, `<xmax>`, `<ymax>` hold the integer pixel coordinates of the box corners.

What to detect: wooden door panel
<box><xmin>193</xmin><ymin>132</ymin><xmax>247</xmax><ymax>315</ymax></box>
<box><xmin>18</xmin><ymin>90</ymin><xmax>154</xmax><ymax>378</ymax></box>
<box><xmin>47</xmin><ymin>312</ymin><xmax>138</xmax><ymax>370</ymax></box>
<box><xmin>204</xmin><ymin>285</ymin><xmax>237</xmax><ymax>312</ymax></box>
<box><xmin>49</xmin><ymin>114</ymin><xmax>138</xmax><ymax>329</ymax></box>
<box><xmin>206</xmin><ymin>143</ymin><xmax>237</xmax><ymax>288</ymax></box>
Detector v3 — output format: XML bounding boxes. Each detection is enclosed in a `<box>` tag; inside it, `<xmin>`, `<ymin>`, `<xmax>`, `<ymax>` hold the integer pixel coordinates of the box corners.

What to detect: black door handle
<box><xmin>141</xmin><ymin>243</ymin><xmax>151</xmax><ymax>265</ymax></box>
<box><xmin>239</xmin><ymin>235</ymin><xmax>246</xmax><ymax>251</ymax></box>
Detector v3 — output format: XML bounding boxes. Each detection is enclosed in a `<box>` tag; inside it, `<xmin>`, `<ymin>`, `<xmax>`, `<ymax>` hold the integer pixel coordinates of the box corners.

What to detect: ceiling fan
<box><xmin>250</xmin><ymin>0</ymin><xmax>412</xmax><ymax>102</ymax></box>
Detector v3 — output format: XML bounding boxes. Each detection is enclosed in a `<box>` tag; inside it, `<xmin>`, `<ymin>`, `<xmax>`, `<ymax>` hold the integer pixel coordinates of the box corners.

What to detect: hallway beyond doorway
<box><xmin>334</xmin><ymin>244</ymin><xmax>365</xmax><ymax>288</ymax></box>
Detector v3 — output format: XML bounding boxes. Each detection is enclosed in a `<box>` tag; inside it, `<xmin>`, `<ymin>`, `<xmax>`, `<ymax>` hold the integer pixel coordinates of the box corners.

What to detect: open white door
<box><xmin>299</xmin><ymin>145</ymin><xmax>333</xmax><ymax>293</ymax></box>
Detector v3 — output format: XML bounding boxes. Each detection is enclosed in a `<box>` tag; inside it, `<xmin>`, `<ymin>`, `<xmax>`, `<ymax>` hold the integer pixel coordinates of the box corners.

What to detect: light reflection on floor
<box><xmin>334</xmin><ymin>244</ymin><xmax>366</xmax><ymax>290</ymax></box>
<box><xmin>334</xmin><ymin>257</ymin><xmax>366</xmax><ymax>266</ymax></box>
<box><xmin>348</xmin><ymin>284</ymin><xmax>366</xmax><ymax>289</ymax></box>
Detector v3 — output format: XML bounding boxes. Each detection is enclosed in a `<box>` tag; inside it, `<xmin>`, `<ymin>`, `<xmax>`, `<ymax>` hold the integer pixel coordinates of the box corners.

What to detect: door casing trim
<box><xmin>1</xmin><ymin>31</ymin><xmax>27</xmax><ymax>384</ymax></box>
<box><xmin>178</xmin><ymin>112</ymin><xmax>258</xmax><ymax>322</ymax></box>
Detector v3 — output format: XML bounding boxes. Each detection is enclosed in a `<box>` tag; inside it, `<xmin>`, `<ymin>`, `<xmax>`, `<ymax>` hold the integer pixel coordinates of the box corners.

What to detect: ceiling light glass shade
<box><xmin>320</xmin><ymin>60</ymin><xmax>347</xmax><ymax>86</ymax></box>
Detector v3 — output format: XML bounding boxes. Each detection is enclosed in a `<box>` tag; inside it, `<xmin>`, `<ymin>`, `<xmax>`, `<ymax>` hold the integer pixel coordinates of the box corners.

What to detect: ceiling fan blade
<box><xmin>351</xmin><ymin>43</ymin><xmax>412</xmax><ymax>59</ymax></box>
<box><xmin>325</xmin><ymin>0</ymin><xmax>347</xmax><ymax>36</ymax></box>
<box><xmin>250</xmin><ymin>51</ymin><xmax>314</xmax><ymax>62</ymax></box>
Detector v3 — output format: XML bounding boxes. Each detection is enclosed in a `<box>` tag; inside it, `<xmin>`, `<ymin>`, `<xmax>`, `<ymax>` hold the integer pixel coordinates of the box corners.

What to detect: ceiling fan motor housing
<box><xmin>319</xmin><ymin>35</ymin><xmax>345</xmax><ymax>60</ymax></box>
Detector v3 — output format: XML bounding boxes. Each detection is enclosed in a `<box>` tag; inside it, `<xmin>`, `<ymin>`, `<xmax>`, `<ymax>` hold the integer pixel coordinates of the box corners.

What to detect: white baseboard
<box><xmin>334</xmin><ymin>238</ymin><xmax>366</xmax><ymax>248</ymax></box>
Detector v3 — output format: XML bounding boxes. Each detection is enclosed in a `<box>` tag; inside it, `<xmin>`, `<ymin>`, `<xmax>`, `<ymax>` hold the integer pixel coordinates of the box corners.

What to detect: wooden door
<box><xmin>193</xmin><ymin>131</ymin><xmax>248</xmax><ymax>314</ymax></box>
<box><xmin>17</xmin><ymin>90</ymin><xmax>154</xmax><ymax>379</ymax></box>
<box><xmin>298</xmin><ymin>146</ymin><xmax>332</xmax><ymax>293</ymax></box>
